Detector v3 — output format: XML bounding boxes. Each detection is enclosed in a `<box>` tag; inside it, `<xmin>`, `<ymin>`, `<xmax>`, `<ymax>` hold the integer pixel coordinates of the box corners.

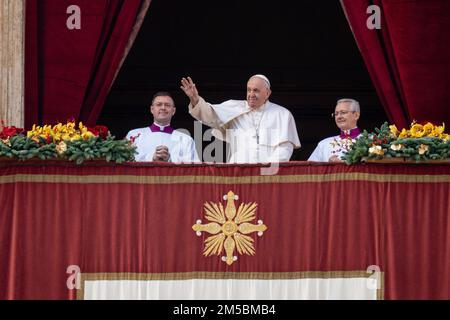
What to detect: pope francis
<box><xmin>180</xmin><ymin>75</ymin><xmax>301</xmax><ymax>163</ymax></box>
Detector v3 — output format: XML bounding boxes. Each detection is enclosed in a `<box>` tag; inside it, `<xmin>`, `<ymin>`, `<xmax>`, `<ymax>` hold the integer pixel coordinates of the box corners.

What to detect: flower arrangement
<box><xmin>0</xmin><ymin>125</ymin><xmax>24</xmax><ymax>140</ymax></box>
<box><xmin>0</xmin><ymin>120</ymin><xmax>136</xmax><ymax>164</ymax></box>
<box><xmin>342</xmin><ymin>121</ymin><xmax>450</xmax><ymax>164</ymax></box>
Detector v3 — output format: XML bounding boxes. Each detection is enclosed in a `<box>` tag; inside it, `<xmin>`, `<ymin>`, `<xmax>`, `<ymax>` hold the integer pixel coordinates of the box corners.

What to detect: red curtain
<box><xmin>24</xmin><ymin>0</ymin><xmax>151</xmax><ymax>129</ymax></box>
<box><xmin>0</xmin><ymin>161</ymin><xmax>449</xmax><ymax>299</ymax></box>
<box><xmin>341</xmin><ymin>0</ymin><xmax>450</xmax><ymax>129</ymax></box>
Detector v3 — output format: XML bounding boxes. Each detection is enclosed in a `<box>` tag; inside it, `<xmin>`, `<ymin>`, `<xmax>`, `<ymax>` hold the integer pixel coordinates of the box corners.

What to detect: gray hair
<box><xmin>337</xmin><ymin>98</ymin><xmax>360</xmax><ymax>113</ymax></box>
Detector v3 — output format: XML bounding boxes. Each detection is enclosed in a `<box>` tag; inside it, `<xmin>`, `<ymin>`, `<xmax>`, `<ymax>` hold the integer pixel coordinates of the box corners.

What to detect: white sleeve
<box><xmin>125</xmin><ymin>129</ymin><xmax>140</xmax><ymax>141</ymax></box>
<box><xmin>308</xmin><ymin>140</ymin><xmax>331</xmax><ymax>162</ymax></box>
<box><xmin>178</xmin><ymin>137</ymin><xmax>200</xmax><ymax>163</ymax></box>
<box><xmin>267</xmin><ymin>142</ymin><xmax>294</xmax><ymax>162</ymax></box>
<box><xmin>188</xmin><ymin>97</ymin><xmax>223</xmax><ymax>129</ymax></box>
<box><xmin>188</xmin><ymin>137</ymin><xmax>200</xmax><ymax>163</ymax></box>
<box><xmin>308</xmin><ymin>144</ymin><xmax>323</xmax><ymax>161</ymax></box>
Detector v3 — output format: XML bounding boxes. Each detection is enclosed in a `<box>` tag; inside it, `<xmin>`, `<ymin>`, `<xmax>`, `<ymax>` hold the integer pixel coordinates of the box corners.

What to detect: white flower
<box><xmin>418</xmin><ymin>144</ymin><xmax>429</xmax><ymax>155</ymax></box>
<box><xmin>369</xmin><ymin>145</ymin><xmax>385</xmax><ymax>155</ymax></box>
<box><xmin>390</xmin><ymin>144</ymin><xmax>403</xmax><ymax>151</ymax></box>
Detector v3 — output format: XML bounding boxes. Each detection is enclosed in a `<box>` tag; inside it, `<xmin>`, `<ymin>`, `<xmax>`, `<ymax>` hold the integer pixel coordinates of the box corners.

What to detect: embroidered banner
<box><xmin>1</xmin><ymin>161</ymin><xmax>449</xmax><ymax>299</ymax></box>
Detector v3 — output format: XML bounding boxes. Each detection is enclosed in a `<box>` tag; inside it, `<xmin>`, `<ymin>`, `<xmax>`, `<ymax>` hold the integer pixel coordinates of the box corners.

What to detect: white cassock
<box><xmin>126</xmin><ymin>124</ymin><xmax>199</xmax><ymax>163</ymax></box>
<box><xmin>189</xmin><ymin>97</ymin><xmax>301</xmax><ymax>163</ymax></box>
<box><xmin>308</xmin><ymin>134</ymin><xmax>360</xmax><ymax>162</ymax></box>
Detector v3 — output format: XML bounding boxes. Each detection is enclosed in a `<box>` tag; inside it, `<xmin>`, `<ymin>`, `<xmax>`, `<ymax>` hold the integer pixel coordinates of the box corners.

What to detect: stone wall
<box><xmin>0</xmin><ymin>0</ymin><xmax>25</xmax><ymax>128</ymax></box>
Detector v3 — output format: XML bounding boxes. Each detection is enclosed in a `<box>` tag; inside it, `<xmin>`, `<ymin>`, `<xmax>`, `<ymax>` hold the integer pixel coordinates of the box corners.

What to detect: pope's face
<box><xmin>150</xmin><ymin>96</ymin><xmax>176</xmax><ymax>125</ymax></box>
<box><xmin>334</xmin><ymin>102</ymin><xmax>360</xmax><ymax>130</ymax></box>
<box><xmin>246</xmin><ymin>77</ymin><xmax>271</xmax><ymax>109</ymax></box>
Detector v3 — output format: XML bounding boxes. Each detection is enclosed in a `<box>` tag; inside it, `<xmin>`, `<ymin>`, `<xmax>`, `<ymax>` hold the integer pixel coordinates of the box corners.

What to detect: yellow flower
<box><xmin>369</xmin><ymin>145</ymin><xmax>385</xmax><ymax>155</ymax></box>
<box><xmin>389</xmin><ymin>125</ymin><xmax>399</xmax><ymax>138</ymax></box>
<box><xmin>65</xmin><ymin>122</ymin><xmax>76</xmax><ymax>130</ymax></box>
<box><xmin>422</xmin><ymin>122</ymin><xmax>434</xmax><ymax>136</ymax></box>
<box><xmin>410</xmin><ymin>124</ymin><xmax>425</xmax><ymax>138</ymax></box>
<box><xmin>399</xmin><ymin>128</ymin><xmax>409</xmax><ymax>138</ymax></box>
<box><xmin>389</xmin><ymin>124</ymin><xmax>400</xmax><ymax>137</ymax></box>
<box><xmin>39</xmin><ymin>134</ymin><xmax>48</xmax><ymax>142</ymax></box>
<box><xmin>81</xmin><ymin>131</ymin><xmax>95</xmax><ymax>140</ymax></box>
<box><xmin>70</xmin><ymin>134</ymin><xmax>82</xmax><ymax>141</ymax></box>
<box><xmin>418</xmin><ymin>144</ymin><xmax>429</xmax><ymax>155</ymax></box>
<box><xmin>52</xmin><ymin>132</ymin><xmax>62</xmax><ymax>143</ymax></box>
<box><xmin>432</xmin><ymin>123</ymin><xmax>445</xmax><ymax>137</ymax></box>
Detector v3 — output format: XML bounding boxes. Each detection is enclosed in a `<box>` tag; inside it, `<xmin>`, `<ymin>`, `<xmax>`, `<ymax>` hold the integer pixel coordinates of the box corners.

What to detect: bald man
<box><xmin>180</xmin><ymin>75</ymin><xmax>300</xmax><ymax>163</ymax></box>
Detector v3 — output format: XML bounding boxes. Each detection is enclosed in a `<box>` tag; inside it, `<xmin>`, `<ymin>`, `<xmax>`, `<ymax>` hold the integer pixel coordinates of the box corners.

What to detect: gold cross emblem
<box><xmin>193</xmin><ymin>191</ymin><xmax>267</xmax><ymax>265</ymax></box>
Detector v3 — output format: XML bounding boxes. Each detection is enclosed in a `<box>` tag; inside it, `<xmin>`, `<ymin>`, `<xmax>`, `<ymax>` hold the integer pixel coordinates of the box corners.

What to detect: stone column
<box><xmin>0</xmin><ymin>0</ymin><xmax>25</xmax><ymax>128</ymax></box>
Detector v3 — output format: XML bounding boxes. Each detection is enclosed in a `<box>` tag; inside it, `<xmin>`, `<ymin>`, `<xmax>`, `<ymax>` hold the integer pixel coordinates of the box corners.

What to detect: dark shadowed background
<box><xmin>99</xmin><ymin>0</ymin><xmax>388</xmax><ymax>160</ymax></box>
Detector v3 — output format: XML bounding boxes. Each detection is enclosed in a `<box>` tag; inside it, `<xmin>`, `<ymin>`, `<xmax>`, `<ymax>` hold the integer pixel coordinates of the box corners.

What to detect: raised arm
<box><xmin>180</xmin><ymin>76</ymin><xmax>223</xmax><ymax>129</ymax></box>
<box><xmin>180</xmin><ymin>77</ymin><xmax>199</xmax><ymax>106</ymax></box>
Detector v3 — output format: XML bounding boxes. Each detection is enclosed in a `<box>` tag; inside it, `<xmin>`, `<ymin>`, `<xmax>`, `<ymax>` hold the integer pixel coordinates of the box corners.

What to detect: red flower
<box><xmin>129</xmin><ymin>133</ymin><xmax>141</xmax><ymax>143</ymax></box>
<box><xmin>372</xmin><ymin>135</ymin><xmax>383</xmax><ymax>145</ymax></box>
<box><xmin>88</xmin><ymin>125</ymin><xmax>109</xmax><ymax>139</ymax></box>
<box><xmin>45</xmin><ymin>134</ymin><xmax>52</xmax><ymax>144</ymax></box>
<box><xmin>0</xmin><ymin>126</ymin><xmax>25</xmax><ymax>139</ymax></box>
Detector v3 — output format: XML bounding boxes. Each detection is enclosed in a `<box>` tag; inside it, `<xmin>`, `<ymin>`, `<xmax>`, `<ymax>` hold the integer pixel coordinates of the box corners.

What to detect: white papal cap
<box><xmin>250</xmin><ymin>74</ymin><xmax>271</xmax><ymax>89</ymax></box>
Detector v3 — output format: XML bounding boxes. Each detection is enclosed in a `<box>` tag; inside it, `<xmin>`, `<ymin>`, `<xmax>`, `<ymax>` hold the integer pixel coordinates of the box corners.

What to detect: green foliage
<box><xmin>65</xmin><ymin>136</ymin><xmax>136</xmax><ymax>164</ymax></box>
<box><xmin>342</xmin><ymin>122</ymin><xmax>450</xmax><ymax>164</ymax></box>
<box><xmin>0</xmin><ymin>135</ymin><xmax>57</xmax><ymax>160</ymax></box>
<box><xmin>0</xmin><ymin>134</ymin><xmax>136</xmax><ymax>164</ymax></box>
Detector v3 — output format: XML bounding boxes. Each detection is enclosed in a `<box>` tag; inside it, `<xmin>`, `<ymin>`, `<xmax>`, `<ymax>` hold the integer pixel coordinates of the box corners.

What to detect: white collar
<box><xmin>246</xmin><ymin>101</ymin><xmax>268</xmax><ymax>113</ymax></box>
<box><xmin>153</xmin><ymin>122</ymin><xmax>170</xmax><ymax>130</ymax></box>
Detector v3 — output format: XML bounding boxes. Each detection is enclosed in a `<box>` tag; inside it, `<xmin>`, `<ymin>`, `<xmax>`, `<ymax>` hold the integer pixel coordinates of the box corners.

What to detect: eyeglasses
<box><xmin>152</xmin><ymin>102</ymin><xmax>174</xmax><ymax>108</ymax></box>
<box><xmin>331</xmin><ymin>110</ymin><xmax>355</xmax><ymax>118</ymax></box>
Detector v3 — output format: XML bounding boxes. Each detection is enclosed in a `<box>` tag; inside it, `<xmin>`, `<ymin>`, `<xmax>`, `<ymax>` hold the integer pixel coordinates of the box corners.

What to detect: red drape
<box><xmin>24</xmin><ymin>0</ymin><xmax>151</xmax><ymax>129</ymax></box>
<box><xmin>0</xmin><ymin>161</ymin><xmax>449</xmax><ymax>299</ymax></box>
<box><xmin>341</xmin><ymin>0</ymin><xmax>450</xmax><ymax>129</ymax></box>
